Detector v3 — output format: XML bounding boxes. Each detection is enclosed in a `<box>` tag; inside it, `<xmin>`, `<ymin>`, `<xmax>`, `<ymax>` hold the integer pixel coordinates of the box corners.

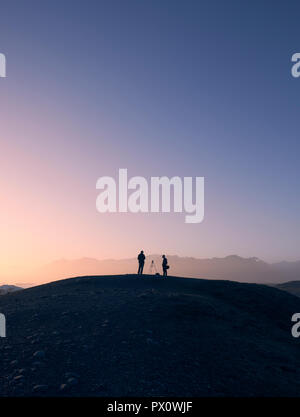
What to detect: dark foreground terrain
<box><xmin>0</xmin><ymin>274</ymin><xmax>300</xmax><ymax>397</ymax></box>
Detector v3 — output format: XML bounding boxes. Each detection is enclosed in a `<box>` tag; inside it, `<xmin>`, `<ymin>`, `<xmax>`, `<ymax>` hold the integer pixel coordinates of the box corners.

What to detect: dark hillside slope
<box><xmin>276</xmin><ymin>281</ymin><xmax>300</xmax><ymax>297</ymax></box>
<box><xmin>0</xmin><ymin>274</ymin><xmax>300</xmax><ymax>397</ymax></box>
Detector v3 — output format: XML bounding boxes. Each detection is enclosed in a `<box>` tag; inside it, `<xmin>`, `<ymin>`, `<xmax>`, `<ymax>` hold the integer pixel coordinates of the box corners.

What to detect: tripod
<box><xmin>148</xmin><ymin>260</ymin><xmax>158</xmax><ymax>275</ymax></box>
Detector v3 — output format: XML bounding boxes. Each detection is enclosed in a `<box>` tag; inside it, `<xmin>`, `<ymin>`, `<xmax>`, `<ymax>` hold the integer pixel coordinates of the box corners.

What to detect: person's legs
<box><xmin>141</xmin><ymin>263</ymin><xmax>144</xmax><ymax>274</ymax></box>
<box><xmin>138</xmin><ymin>264</ymin><xmax>141</xmax><ymax>274</ymax></box>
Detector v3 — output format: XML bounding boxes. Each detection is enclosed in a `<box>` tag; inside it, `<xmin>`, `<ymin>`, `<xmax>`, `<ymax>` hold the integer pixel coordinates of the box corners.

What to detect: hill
<box><xmin>0</xmin><ymin>274</ymin><xmax>300</xmax><ymax>397</ymax></box>
<box><xmin>275</xmin><ymin>281</ymin><xmax>300</xmax><ymax>297</ymax></box>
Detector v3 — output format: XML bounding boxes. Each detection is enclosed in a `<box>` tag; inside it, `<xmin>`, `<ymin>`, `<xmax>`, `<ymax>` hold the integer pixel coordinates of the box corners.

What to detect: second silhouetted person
<box><xmin>162</xmin><ymin>255</ymin><xmax>169</xmax><ymax>277</ymax></box>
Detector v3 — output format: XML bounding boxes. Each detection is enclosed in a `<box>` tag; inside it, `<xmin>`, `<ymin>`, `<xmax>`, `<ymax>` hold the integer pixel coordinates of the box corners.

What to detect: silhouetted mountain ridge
<box><xmin>33</xmin><ymin>254</ymin><xmax>300</xmax><ymax>285</ymax></box>
<box><xmin>0</xmin><ymin>285</ymin><xmax>22</xmax><ymax>295</ymax></box>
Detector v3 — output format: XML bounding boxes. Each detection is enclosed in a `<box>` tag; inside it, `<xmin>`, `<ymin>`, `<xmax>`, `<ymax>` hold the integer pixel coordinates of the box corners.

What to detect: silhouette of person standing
<box><xmin>162</xmin><ymin>255</ymin><xmax>169</xmax><ymax>277</ymax></box>
<box><xmin>137</xmin><ymin>250</ymin><xmax>145</xmax><ymax>275</ymax></box>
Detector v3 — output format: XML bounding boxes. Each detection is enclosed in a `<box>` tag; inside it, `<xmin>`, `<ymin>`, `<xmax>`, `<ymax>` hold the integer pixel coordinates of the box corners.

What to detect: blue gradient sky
<box><xmin>1</xmin><ymin>0</ymin><xmax>300</xmax><ymax>279</ymax></box>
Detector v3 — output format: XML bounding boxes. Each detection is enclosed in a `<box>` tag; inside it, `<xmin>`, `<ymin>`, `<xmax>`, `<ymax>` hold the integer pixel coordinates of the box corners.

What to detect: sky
<box><xmin>1</xmin><ymin>0</ymin><xmax>300</xmax><ymax>282</ymax></box>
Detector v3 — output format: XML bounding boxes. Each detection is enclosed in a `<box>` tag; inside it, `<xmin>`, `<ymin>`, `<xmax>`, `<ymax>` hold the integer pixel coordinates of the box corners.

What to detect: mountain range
<box><xmin>0</xmin><ymin>285</ymin><xmax>22</xmax><ymax>295</ymax></box>
<box><xmin>27</xmin><ymin>254</ymin><xmax>300</xmax><ymax>286</ymax></box>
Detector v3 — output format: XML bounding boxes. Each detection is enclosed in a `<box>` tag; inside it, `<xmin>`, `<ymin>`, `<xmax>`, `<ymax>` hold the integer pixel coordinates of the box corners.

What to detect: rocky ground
<box><xmin>0</xmin><ymin>274</ymin><xmax>300</xmax><ymax>397</ymax></box>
